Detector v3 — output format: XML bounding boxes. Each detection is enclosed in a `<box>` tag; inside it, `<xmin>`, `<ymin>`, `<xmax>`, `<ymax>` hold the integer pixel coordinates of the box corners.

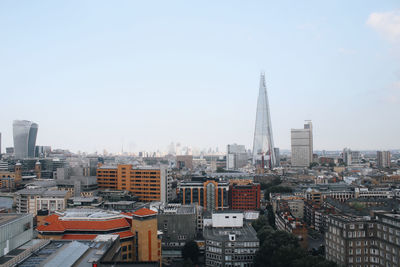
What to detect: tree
<box><xmin>252</xmin><ymin>214</ymin><xmax>337</xmax><ymax>267</ymax></box>
<box><xmin>182</xmin><ymin>240</ymin><xmax>199</xmax><ymax>264</ymax></box>
<box><xmin>309</xmin><ymin>162</ymin><xmax>319</xmax><ymax>169</ymax></box>
<box><xmin>252</xmin><ymin>215</ymin><xmax>269</xmax><ymax>232</ymax></box>
<box><xmin>266</xmin><ymin>204</ymin><xmax>276</xmax><ymax>228</ymax></box>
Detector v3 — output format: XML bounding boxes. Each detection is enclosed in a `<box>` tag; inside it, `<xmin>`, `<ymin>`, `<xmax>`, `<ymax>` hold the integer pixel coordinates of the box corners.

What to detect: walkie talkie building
<box><xmin>13</xmin><ymin>120</ymin><xmax>38</xmax><ymax>159</ymax></box>
<box><xmin>252</xmin><ymin>73</ymin><xmax>276</xmax><ymax>168</ymax></box>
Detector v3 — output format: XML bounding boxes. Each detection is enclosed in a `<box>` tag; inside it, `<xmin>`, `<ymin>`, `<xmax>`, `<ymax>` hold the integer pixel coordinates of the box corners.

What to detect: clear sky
<box><xmin>0</xmin><ymin>1</ymin><xmax>399</xmax><ymax>153</ymax></box>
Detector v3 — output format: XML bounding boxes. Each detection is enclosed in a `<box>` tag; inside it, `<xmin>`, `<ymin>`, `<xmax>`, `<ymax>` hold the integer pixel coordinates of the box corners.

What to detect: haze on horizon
<box><xmin>0</xmin><ymin>1</ymin><xmax>399</xmax><ymax>154</ymax></box>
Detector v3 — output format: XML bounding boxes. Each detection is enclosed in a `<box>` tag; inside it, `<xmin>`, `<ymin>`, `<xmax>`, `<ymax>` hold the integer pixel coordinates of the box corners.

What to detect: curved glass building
<box><xmin>13</xmin><ymin>120</ymin><xmax>39</xmax><ymax>159</ymax></box>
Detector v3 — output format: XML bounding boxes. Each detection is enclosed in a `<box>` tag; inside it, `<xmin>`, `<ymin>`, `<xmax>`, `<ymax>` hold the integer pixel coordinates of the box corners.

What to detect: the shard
<box><xmin>252</xmin><ymin>73</ymin><xmax>276</xmax><ymax>168</ymax></box>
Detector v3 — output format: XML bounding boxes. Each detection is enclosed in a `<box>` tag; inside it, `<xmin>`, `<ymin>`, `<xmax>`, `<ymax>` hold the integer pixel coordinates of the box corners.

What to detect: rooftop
<box><xmin>17</xmin><ymin>236</ymin><xmax>119</xmax><ymax>267</ymax></box>
<box><xmin>0</xmin><ymin>213</ymin><xmax>31</xmax><ymax>227</ymax></box>
<box><xmin>203</xmin><ymin>222</ymin><xmax>258</xmax><ymax>242</ymax></box>
<box><xmin>132</xmin><ymin>208</ymin><xmax>157</xmax><ymax>217</ymax></box>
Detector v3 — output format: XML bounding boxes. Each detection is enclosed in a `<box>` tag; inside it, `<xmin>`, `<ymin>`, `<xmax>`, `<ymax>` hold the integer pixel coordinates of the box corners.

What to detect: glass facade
<box><xmin>252</xmin><ymin>73</ymin><xmax>276</xmax><ymax>168</ymax></box>
<box><xmin>13</xmin><ymin>120</ymin><xmax>38</xmax><ymax>159</ymax></box>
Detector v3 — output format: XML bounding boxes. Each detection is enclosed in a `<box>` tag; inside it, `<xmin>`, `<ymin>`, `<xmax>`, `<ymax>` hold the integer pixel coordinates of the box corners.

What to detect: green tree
<box><xmin>182</xmin><ymin>240</ymin><xmax>199</xmax><ymax>264</ymax></box>
<box><xmin>252</xmin><ymin>215</ymin><xmax>269</xmax><ymax>232</ymax></box>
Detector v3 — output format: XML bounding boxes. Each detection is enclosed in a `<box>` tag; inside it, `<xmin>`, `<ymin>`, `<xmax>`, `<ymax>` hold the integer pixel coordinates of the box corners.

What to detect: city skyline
<box><xmin>0</xmin><ymin>1</ymin><xmax>399</xmax><ymax>153</ymax></box>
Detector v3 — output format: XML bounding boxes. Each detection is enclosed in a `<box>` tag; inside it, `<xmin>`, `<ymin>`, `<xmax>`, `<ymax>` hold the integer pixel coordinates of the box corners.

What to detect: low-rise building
<box><xmin>15</xmin><ymin>188</ymin><xmax>71</xmax><ymax>215</ymax></box>
<box><xmin>325</xmin><ymin>211</ymin><xmax>400</xmax><ymax>267</ymax></box>
<box><xmin>229</xmin><ymin>182</ymin><xmax>260</xmax><ymax>211</ymax></box>
<box><xmin>178</xmin><ymin>177</ymin><xmax>229</xmax><ymax>211</ymax></box>
<box><xmin>0</xmin><ymin>213</ymin><xmax>33</xmax><ymax>257</ymax></box>
<box><xmin>203</xmin><ymin>211</ymin><xmax>259</xmax><ymax>267</ymax></box>
<box><xmin>275</xmin><ymin>210</ymin><xmax>308</xmax><ymax>249</ymax></box>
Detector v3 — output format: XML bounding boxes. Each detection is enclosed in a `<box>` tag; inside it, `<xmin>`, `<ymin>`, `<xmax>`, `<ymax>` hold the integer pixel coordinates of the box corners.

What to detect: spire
<box><xmin>252</xmin><ymin>72</ymin><xmax>276</xmax><ymax>169</ymax></box>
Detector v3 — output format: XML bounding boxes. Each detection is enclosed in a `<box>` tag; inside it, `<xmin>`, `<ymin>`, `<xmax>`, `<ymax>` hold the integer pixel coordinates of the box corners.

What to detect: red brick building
<box><xmin>229</xmin><ymin>183</ymin><xmax>261</xmax><ymax>210</ymax></box>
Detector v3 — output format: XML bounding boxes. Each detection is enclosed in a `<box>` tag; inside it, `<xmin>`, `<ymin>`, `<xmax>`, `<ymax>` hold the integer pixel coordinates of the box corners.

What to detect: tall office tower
<box><xmin>0</xmin><ymin>132</ymin><xmax>2</xmax><ymax>154</ymax></box>
<box><xmin>377</xmin><ymin>151</ymin><xmax>391</xmax><ymax>168</ymax></box>
<box><xmin>13</xmin><ymin>120</ymin><xmax>38</xmax><ymax>159</ymax></box>
<box><xmin>226</xmin><ymin>144</ymin><xmax>248</xmax><ymax>170</ymax></box>
<box><xmin>252</xmin><ymin>73</ymin><xmax>276</xmax><ymax>168</ymax></box>
<box><xmin>291</xmin><ymin>121</ymin><xmax>313</xmax><ymax>167</ymax></box>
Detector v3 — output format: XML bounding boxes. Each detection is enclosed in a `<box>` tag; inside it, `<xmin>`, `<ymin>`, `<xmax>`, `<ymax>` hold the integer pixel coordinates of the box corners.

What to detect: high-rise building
<box><xmin>343</xmin><ymin>148</ymin><xmax>361</xmax><ymax>166</ymax></box>
<box><xmin>226</xmin><ymin>144</ymin><xmax>248</xmax><ymax>170</ymax></box>
<box><xmin>13</xmin><ymin>120</ymin><xmax>38</xmax><ymax>159</ymax></box>
<box><xmin>377</xmin><ymin>151</ymin><xmax>391</xmax><ymax>168</ymax></box>
<box><xmin>291</xmin><ymin>121</ymin><xmax>313</xmax><ymax>167</ymax></box>
<box><xmin>0</xmin><ymin>132</ymin><xmax>2</xmax><ymax>155</ymax></box>
<box><xmin>252</xmin><ymin>73</ymin><xmax>276</xmax><ymax>168</ymax></box>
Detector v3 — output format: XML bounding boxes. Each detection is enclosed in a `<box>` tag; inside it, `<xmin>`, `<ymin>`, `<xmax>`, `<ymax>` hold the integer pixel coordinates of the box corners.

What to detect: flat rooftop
<box><xmin>0</xmin><ymin>213</ymin><xmax>29</xmax><ymax>227</ymax></box>
<box><xmin>203</xmin><ymin>222</ymin><xmax>258</xmax><ymax>242</ymax></box>
<box><xmin>18</xmin><ymin>236</ymin><xmax>118</xmax><ymax>267</ymax></box>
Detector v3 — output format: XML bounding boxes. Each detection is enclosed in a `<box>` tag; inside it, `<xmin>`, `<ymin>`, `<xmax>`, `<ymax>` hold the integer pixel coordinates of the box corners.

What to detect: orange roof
<box><xmin>37</xmin><ymin>217</ymin><xmax>130</xmax><ymax>232</ymax></box>
<box><xmin>115</xmin><ymin>230</ymin><xmax>135</xmax><ymax>239</ymax></box>
<box><xmin>62</xmin><ymin>218</ymin><xmax>130</xmax><ymax>231</ymax></box>
<box><xmin>37</xmin><ymin>214</ymin><xmax>64</xmax><ymax>232</ymax></box>
<box><xmin>132</xmin><ymin>208</ymin><xmax>157</xmax><ymax>217</ymax></box>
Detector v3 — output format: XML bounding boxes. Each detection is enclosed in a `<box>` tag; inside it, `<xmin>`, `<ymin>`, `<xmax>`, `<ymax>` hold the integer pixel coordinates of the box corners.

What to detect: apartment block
<box><xmin>97</xmin><ymin>164</ymin><xmax>172</xmax><ymax>203</ymax></box>
<box><xmin>325</xmin><ymin>211</ymin><xmax>400</xmax><ymax>267</ymax></box>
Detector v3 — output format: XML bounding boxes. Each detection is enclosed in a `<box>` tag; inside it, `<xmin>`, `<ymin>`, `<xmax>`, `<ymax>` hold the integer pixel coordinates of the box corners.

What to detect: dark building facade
<box><xmin>229</xmin><ymin>183</ymin><xmax>260</xmax><ymax>210</ymax></box>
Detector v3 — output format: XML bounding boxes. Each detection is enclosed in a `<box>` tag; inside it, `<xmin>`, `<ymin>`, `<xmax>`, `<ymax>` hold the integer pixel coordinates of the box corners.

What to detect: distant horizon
<box><xmin>0</xmin><ymin>1</ymin><xmax>399</xmax><ymax>153</ymax></box>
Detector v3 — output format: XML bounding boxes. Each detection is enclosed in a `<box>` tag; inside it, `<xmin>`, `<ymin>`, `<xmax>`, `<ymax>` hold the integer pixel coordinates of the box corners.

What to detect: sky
<box><xmin>0</xmin><ymin>1</ymin><xmax>399</xmax><ymax>153</ymax></box>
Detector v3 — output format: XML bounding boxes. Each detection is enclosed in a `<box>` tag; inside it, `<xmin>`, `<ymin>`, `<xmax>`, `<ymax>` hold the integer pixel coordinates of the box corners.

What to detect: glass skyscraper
<box><xmin>13</xmin><ymin>120</ymin><xmax>39</xmax><ymax>159</ymax></box>
<box><xmin>252</xmin><ymin>73</ymin><xmax>276</xmax><ymax>168</ymax></box>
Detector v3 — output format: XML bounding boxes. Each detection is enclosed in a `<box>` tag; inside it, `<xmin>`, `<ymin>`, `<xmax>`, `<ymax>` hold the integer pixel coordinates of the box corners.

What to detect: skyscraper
<box><xmin>291</xmin><ymin>121</ymin><xmax>313</xmax><ymax>167</ymax></box>
<box><xmin>13</xmin><ymin>120</ymin><xmax>39</xmax><ymax>159</ymax></box>
<box><xmin>252</xmin><ymin>73</ymin><xmax>276</xmax><ymax>168</ymax></box>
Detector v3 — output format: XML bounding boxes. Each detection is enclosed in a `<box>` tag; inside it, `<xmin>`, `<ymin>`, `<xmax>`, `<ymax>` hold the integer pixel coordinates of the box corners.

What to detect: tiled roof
<box><xmin>132</xmin><ymin>208</ymin><xmax>157</xmax><ymax>217</ymax></box>
<box><xmin>37</xmin><ymin>216</ymin><xmax>130</xmax><ymax>232</ymax></box>
<box><xmin>115</xmin><ymin>230</ymin><xmax>135</xmax><ymax>239</ymax></box>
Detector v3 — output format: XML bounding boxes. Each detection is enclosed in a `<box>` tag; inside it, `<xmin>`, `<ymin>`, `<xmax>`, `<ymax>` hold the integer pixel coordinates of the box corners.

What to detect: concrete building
<box><xmin>226</xmin><ymin>144</ymin><xmax>248</xmax><ymax>170</ymax></box>
<box><xmin>15</xmin><ymin>235</ymin><xmax>125</xmax><ymax>267</ymax></box>
<box><xmin>15</xmin><ymin>188</ymin><xmax>70</xmax><ymax>215</ymax></box>
<box><xmin>178</xmin><ymin>177</ymin><xmax>229</xmax><ymax>211</ymax></box>
<box><xmin>97</xmin><ymin>164</ymin><xmax>172</xmax><ymax>203</ymax></box>
<box><xmin>377</xmin><ymin>151</ymin><xmax>391</xmax><ymax>168</ymax></box>
<box><xmin>157</xmin><ymin>204</ymin><xmax>198</xmax><ymax>257</ymax></box>
<box><xmin>0</xmin><ymin>213</ymin><xmax>33</xmax><ymax>257</ymax></box>
<box><xmin>203</xmin><ymin>211</ymin><xmax>259</xmax><ymax>267</ymax></box>
<box><xmin>343</xmin><ymin>148</ymin><xmax>362</xmax><ymax>166</ymax></box>
<box><xmin>13</xmin><ymin>120</ymin><xmax>38</xmax><ymax>159</ymax></box>
<box><xmin>291</xmin><ymin>121</ymin><xmax>313</xmax><ymax>167</ymax></box>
